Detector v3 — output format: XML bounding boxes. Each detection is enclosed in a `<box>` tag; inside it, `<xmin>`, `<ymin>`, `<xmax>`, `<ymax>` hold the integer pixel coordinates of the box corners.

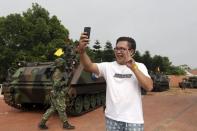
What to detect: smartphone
<box><xmin>84</xmin><ymin>27</ymin><xmax>91</xmax><ymax>39</ymax></box>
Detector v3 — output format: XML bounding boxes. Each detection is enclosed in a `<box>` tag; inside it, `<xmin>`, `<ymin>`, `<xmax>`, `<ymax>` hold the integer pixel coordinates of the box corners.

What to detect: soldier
<box><xmin>38</xmin><ymin>58</ymin><xmax>75</xmax><ymax>130</ymax></box>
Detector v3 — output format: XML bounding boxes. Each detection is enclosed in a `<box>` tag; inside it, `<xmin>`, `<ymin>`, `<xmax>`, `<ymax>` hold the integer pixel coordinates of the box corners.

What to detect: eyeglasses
<box><xmin>114</xmin><ymin>47</ymin><xmax>130</xmax><ymax>52</ymax></box>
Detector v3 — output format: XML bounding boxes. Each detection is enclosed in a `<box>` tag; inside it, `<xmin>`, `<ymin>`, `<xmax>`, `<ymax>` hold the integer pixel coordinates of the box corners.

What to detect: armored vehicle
<box><xmin>179</xmin><ymin>76</ymin><xmax>197</xmax><ymax>89</ymax></box>
<box><xmin>150</xmin><ymin>72</ymin><xmax>170</xmax><ymax>92</ymax></box>
<box><xmin>2</xmin><ymin>61</ymin><xmax>106</xmax><ymax>116</ymax></box>
<box><xmin>189</xmin><ymin>76</ymin><xmax>197</xmax><ymax>88</ymax></box>
<box><xmin>179</xmin><ymin>78</ymin><xmax>191</xmax><ymax>89</ymax></box>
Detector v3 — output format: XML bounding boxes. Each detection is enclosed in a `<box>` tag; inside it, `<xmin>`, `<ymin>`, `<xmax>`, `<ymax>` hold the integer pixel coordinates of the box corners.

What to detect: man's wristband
<box><xmin>131</xmin><ymin>63</ymin><xmax>138</xmax><ymax>70</ymax></box>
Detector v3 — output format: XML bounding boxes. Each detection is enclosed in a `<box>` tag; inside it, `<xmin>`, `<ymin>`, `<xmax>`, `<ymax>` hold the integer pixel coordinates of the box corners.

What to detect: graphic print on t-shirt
<box><xmin>113</xmin><ymin>73</ymin><xmax>132</xmax><ymax>78</ymax></box>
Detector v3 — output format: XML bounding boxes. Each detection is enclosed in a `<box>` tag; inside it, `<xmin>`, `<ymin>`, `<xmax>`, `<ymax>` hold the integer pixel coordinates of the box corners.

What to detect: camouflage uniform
<box><xmin>39</xmin><ymin>58</ymin><xmax>75</xmax><ymax>130</ymax></box>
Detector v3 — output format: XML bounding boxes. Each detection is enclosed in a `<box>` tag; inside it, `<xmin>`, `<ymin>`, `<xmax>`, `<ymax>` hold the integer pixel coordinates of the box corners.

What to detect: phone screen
<box><xmin>84</xmin><ymin>27</ymin><xmax>91</xmax><ymax>38</ymax></box>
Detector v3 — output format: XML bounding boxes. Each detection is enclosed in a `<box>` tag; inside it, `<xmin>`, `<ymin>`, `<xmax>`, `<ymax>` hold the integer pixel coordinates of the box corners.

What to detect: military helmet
<box><xmin>54</xmin><ymin>58</ymin><xmax>66</xmax><ymax>67</ymax></box>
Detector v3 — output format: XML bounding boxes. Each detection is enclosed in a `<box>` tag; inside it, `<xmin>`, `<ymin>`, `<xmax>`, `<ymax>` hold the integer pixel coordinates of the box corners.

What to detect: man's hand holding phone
<box><xmin>77</xmin><ymin>27</ymin><xmax>91</xmax><ymax>54</ymax></box>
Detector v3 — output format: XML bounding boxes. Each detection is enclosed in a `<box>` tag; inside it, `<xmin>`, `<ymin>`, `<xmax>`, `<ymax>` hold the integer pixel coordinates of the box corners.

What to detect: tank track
<box><xmin>3</xmin><ymin>91</ymin><xmax>46</xmax><ymax>110</ymax></box>
<box><xmin>67</xmin><ymin>92</ymin><xmax>106</xmax><ymax>116</ymax></box>
<box><xmin>3</xmin><ymin>92</ymin><xmax>22</xmax><ymax>109</ymax></box>
<box><xmin>67</xmin><ymin>104</ymin><xmax>103</xmax><ymax>116</ymax></box>
<box><xmin>3</xmin><ymin>91</ymin><xmax>105</xmax><ymax>114</ymax></box>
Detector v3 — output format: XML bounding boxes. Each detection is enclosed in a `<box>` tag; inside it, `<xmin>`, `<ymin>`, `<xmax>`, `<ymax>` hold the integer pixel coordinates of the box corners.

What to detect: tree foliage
<box><xmin>166</xmin><ymin>66</ymin><xmax>186</xmax><ymax>75</ymax></box>
<box><xmin>0</xmin><ymin>3</ymin><xmax>69</xmax><ymax>82</ymax></box>
<box><xmin>141</xmin><ymin>51</ymin><xmax>152</xmax><ymax>70</ymax></box>
<box><xmin>92</xmin><ymin>40</ymin><xmax>102</xmax><ymax>62</ymax></box>
<box><xmin>102</xmin><ymin>41</ymin><xmax>115</xmax><ymax>62</ymax></box>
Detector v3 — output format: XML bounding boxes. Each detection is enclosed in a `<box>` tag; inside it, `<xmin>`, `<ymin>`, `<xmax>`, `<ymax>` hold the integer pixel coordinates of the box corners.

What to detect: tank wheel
<box><xmin>74</xmin><ymin>96</ymin><xmax>83</xmax><ymax>114</ymax></box>
<box><xmin>83</xmin><ymin>95</ymin><xmax>90</xmax><ymax>111</ymax></box>
<box><xmin>96</xmin><ymin>94</ymin><xmax>102</xmax><ymax>106</ymax></box>
<box><xmin>90</xmin><ymin>95</ymin><xmax>96</xmax><ymax>108</ymax></box>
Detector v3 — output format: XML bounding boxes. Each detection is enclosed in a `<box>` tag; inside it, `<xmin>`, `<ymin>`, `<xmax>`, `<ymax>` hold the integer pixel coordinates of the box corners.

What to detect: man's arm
<box><xmin>127</xmin><ymin>60</ymin><xmax>153</xmax><ymax>92</ymax></box>
<box><xmin>77</xmin><ymin>33</ymin><xmax>99</xmax><ymax>75</ymax></box>
<box><xmin>132</xmin><ymin>66</ymin><xmax>153</xmax><ymax>92</ymax></box>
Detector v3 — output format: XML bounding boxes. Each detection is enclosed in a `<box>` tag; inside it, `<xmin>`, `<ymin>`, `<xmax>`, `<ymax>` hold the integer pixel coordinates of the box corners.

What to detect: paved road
<box><xmin>143</xmin><ymin>95</ymin><xmax>197</xmax><ymax>131</ymax></box>
<box><xmin>0</xmin><ymin>89</ymin><xmax>197</xmax><ymax>131</ymax></box>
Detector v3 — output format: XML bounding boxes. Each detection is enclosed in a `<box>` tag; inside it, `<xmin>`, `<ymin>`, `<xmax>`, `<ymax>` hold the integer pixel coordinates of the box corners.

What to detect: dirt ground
<box><xmin>0</xmin><ymin>87</ymin><xmax>197</xmax><ymax>131</ymax></box>
<box><xmin>148</xmin><ymin>86</ymin><xmax>197</xmax><ymax>96</ymax></box>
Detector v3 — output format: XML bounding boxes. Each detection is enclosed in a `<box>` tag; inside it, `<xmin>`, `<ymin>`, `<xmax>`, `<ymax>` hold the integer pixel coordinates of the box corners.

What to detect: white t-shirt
<box><xmin>96</xmin><ymin>61</ymin><xmax>150</xmax><ymax>123</ymax></box>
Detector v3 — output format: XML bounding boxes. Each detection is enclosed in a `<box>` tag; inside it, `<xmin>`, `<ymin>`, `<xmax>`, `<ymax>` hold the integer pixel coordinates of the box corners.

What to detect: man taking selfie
<box><xmin>77</xmin><ymin>29</ymin><xmax>153</xmax><ymax>131</ymax></box>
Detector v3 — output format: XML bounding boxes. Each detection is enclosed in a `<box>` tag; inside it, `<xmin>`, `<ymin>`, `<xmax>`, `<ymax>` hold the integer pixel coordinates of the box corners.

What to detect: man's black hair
<box><xmin>116</xmin><ymin>37</ymin><xmax>136</xmax><ymax>50</ymax></box>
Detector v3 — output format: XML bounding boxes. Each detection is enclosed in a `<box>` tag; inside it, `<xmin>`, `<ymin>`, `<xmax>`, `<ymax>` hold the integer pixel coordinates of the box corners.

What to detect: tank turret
<box><xmin>150</xmin><ymin>72</ymin><xmax>170</xmax><ymax>92</ymax></box>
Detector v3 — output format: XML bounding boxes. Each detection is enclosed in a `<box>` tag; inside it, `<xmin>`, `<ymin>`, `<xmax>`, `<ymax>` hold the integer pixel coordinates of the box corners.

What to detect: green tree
<box><xmin>0</xmin><ymin>3</ymin><xmax>69</xmax><ymax>82</ymax></box>
<box><xmin>152</xmin><ymin>55</ymin><xmax>172</xmax><ymax>73</ymax></box>
<box><xmin>92</xmin><ymin>40</ymin><xmax>102</xmax><ymax>62</ymax></box>
<box><xmin>167</xmin><ymin>66</ymin><xmax>186</xmax><ymax>75</ymax></box>
<box><xmin>133</xmin><ymin>50</ymin><xmax>142</xmax><ymax>62</ymax></box>
<box><xmin>141</xmin><ymin>51</ymin><xmax>152</xmax><ymax>70</ymax></box>
<box><xmin>161</xmin><ymin>56</ymin><xmax>172</xmax><ymax>72</ymax></box>
<box><xmin>152</xmin><ymin>55</ymin><xmax>163</xmax><ymax>71</ymax></box>
<box><xmin>102</xmin><ymin>41</ymin><xmax>114</xmax><ymax>62</ymax></box>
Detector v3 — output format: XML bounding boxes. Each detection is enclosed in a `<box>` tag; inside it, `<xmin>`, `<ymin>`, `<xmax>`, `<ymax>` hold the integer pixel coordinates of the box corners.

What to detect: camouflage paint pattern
<box><xmin>2</xmin><ymin>47</ymin><xmax>106</xmax><ymax>115</ymax></box>
<box><xmin>41</xmin><ymin>66</ymin><xmax>69</xmax><ymax>123</ymax></box>
<box><xmin>150</xmin><ymin>72</ymin><xmax>170</xmax><ymax>92</ymax></box>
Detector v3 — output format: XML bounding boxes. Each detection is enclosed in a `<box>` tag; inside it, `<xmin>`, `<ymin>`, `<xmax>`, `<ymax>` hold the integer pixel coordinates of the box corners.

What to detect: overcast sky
<box><xmin>0</xmin><ymin>0</ymin><xmax>197</xmax><ymax>68</ymax></box>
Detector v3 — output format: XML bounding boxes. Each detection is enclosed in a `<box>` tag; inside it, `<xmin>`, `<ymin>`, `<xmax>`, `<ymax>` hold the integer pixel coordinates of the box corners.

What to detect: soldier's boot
<box><xmin>38</xmin><ymin>120</ymin><xmax>48</xmax><ymax>130</ymax></box>
<box><xmin>63</xmin><ymin>121</ymin><xmax>75</xmax><ymax>130</ymax></box>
